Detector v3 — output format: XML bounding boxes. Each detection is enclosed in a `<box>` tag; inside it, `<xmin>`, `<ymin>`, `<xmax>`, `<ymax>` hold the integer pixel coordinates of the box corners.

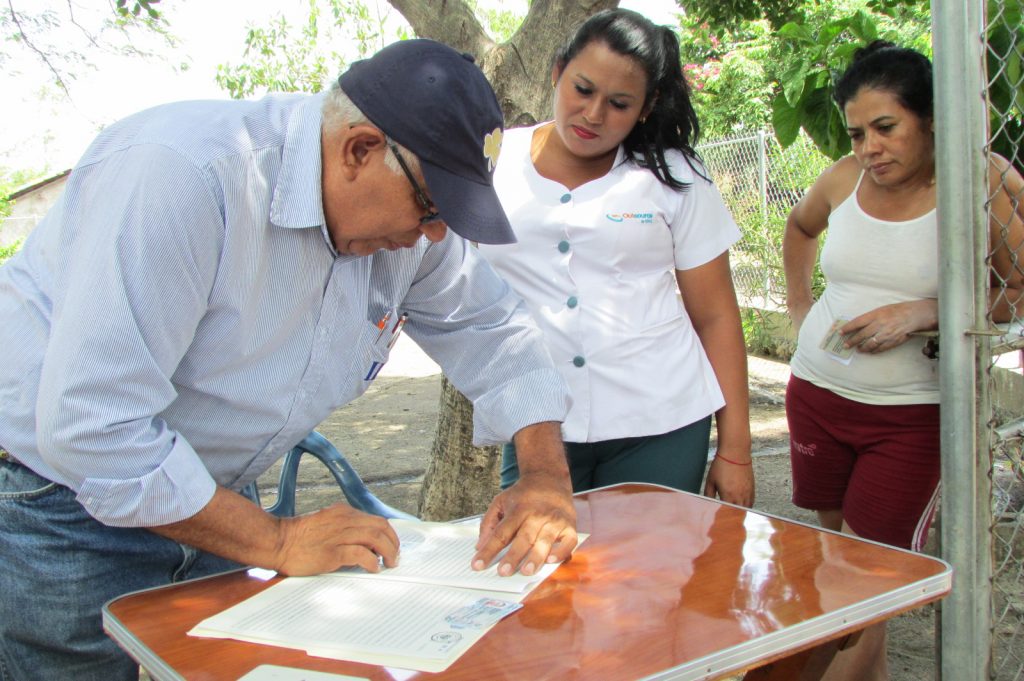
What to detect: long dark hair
<box><xmin>554</xmin><ymin>9</ymin><xmax>705</xmax><ymax>190</ymax></box>
<box><xmin>834</xmin><ymin>40</ymin><xmax>933</xmax><ymax>121</ymax></box>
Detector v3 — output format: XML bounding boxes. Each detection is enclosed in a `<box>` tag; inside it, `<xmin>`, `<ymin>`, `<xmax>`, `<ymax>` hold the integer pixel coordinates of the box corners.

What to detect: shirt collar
<box><xmin>270</xmin><ymin>92</ymin><xmax>328</xmax><ymax>230</ymax></box>
<box><xmin>611</xmin><ymin>138</ymin><xmax>627</xmax><ymax>171</ymax></box>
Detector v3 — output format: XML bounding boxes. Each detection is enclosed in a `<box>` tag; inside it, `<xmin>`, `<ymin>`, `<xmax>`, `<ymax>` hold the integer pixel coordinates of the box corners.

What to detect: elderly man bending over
<box><xmin>0</xmin><ymin>39</ymin><xmax>575</xmax><ymax>680</ymax></box>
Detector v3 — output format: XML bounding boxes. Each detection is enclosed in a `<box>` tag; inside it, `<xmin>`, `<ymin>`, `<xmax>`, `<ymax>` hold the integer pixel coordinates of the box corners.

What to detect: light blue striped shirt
<box><xmin>0</xmin><ymin>92</ymin><xmax>569</xmax><ymax>527</ymax></box>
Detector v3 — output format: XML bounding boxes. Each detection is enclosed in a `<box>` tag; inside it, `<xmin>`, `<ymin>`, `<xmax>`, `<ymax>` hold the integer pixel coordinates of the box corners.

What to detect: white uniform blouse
<box><xmin>478</xmin><ymin>124</ymin><xmax>741</xmax><ymax>442</ymax></box>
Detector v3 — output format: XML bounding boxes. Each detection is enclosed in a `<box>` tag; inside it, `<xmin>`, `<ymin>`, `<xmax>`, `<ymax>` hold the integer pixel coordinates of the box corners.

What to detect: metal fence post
<box><xmin>932</xmin><ymin>0</ymin><xmax>994</xmax><ymax>678</ymax></box>
<box><xmin>757</xmin><ymin>130</ymin><xmax>768</xmax><ymax>219</ymax></box>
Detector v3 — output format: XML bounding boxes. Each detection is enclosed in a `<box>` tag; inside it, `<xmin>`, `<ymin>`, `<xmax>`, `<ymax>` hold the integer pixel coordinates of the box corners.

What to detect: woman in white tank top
<box><xmin>783</xmin><ymin>41</ymin><xmax>1023</xmax><ymax>681</ymax></box>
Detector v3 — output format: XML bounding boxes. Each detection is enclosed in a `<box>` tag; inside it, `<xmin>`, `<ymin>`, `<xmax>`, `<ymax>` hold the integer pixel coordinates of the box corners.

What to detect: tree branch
<box><xmin>386</xmin><ymin>0</ymin><xmax>493</xmax><ymax>57</ymax></box>
<box><xmin>67</xmin><ymin>0</ymin><xmax>102</xmax><ymax>50</ymax></box>
<box><xmin>6</xmin><ymin>0</ymin><xmax>71</xmax><ymax>97</ymax></box>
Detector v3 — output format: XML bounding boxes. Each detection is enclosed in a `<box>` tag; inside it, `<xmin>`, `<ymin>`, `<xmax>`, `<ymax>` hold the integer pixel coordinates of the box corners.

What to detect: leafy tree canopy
<box><xmin>215</xmin><ymin>0</ymin><xmax>526</xmax><ymax>99</ymax></box>
<box><xmin>215</xmin><ymin>0</ymin><xmax>411</xmax><ymax>99</ymax></box>
<box><xmin>677</xmin><ymin>16</ymin><xmax>775</xmax><ymax>140</ymax></box>
<box><xmin>678</xmin><ymin>0</ymin><xmax>806</xmax><ymax>32</ymax></box>
<box><xmin>678</xmin><ymin>0</ymin><xmax>930</xmax><ymax>152</ymax></box>
<box><xmin>685</xmin><ymin>0</ymin><xmax>1018</xmax><ymax>166</ymax></box>
<box><xmin>677</xmin><ymin>0</ymin><xmax>929</xmax><ymax>32</ymax></box>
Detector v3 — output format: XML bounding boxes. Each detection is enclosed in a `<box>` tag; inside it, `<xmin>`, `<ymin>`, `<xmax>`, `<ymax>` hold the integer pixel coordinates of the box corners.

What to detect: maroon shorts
<box><xmin>786</xmin><ymin>375</ymin><xmax>941</xmax><ymax>550</ymax></box>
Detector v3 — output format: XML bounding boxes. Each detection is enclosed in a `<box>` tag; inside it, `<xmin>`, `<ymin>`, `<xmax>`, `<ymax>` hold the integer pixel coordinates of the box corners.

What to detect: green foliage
<box><xmin>773</xmin><ymin>11</ymin><xmax>874</xmax><ymax>159</ymax></box>
<box><xmin>466</xmin><ymin>0</ymin><xmax>525</xmax><ymax>42</ymax></box>
<box><xmin>769</xmin><ymin>0</ymin><xmax>1018</xmax><ymax>166</ymax></box>
<box><xmin>217</xmin><ymin>0</ymin><xmax>333</xmax><ymax>97</ymax></box>
<box><xmin>215</xmin><ymin>0</ymin><xmax>527</xmax><ymax>100</ymax></box>
<box><xmin>987</xmin><ymin>0</ymin><xmax>1024</xmax><ymax>169</ymax></box>
<box><xmin>701</xmin><ymin>131</ymin><xmax>830</xmax><ymax>357</ymax></box>
<box><xmin>772</xmin><ymin>128</ymin><xmax>835</xmax><ymax>192</ymax></box>
<box><xmin>216</xmin><ymin>0</ymin><xmax>402</xmax><ymax>98</ymax></box>
<box><xmin>771</xmin><ymin>0</ymin><xmax>931</xmax><ymax>159</ymax></box>
<box><xmin>677</xmin><ymin>17</ymin><xmax>775</xmax><ymax>139</ymax></box>
<box><xmin>678</xmin><ymin>0</ymin><xmax>806</xmax><ymax>32</ymax></box>
<box><xmin>678</xmin><ymin>1</ymin><xmax>930</xmax><ymax>158</ymax></box>
<box><xmin>0</xmin><ymin>240</ymin><xmax>23</xmax><ymax>266</ymax></box>
<box><xmin>0</xmin><ymin>167</ymin><xmax>46</xmax><ymax>219</ymax></box>
<box><xmin>735</xmin><ymin>205</ymin><xmax>824</xmax><ymax>359</ymax></box>
<box><xmin>0</xmin><ymin>167</ymin><xmax>45</xmax><ymax>265</ymax></box>
<box><xmin>114</xmin><ymin>0</ymin><xmax>161</xmax><ymax>21</ymax></box>
<box><xmin>741</xmin><ymin>307</ymin><xmax>793</xmax><ymax>358</ymax></box>
<box><xmin>865</xmin><ymin>0</ymin><xmax>930</xmax><ymax>19</ymax></box>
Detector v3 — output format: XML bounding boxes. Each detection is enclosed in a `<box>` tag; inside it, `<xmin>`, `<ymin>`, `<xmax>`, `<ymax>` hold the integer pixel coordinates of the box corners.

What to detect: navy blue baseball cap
<box><xmin>338</xmin><ymin>39</ymin><xmax>515</xmax><ymax>245</ymax></box>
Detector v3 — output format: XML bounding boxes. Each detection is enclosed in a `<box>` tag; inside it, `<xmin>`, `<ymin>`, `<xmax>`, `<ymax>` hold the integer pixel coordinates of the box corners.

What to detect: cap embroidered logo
<box><xmin>483</xmin><ymin>128</ymin><xmax>503</xmax><ymax>173</ymax></box>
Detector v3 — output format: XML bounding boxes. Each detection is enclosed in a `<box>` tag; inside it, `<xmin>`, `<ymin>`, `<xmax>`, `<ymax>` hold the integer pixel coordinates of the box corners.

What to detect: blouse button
<box><xmin>560</xmin><ymin>193</ymin><xmax>572</xmax><ymax>204</ymax></box>
<box><xmin>573</xmin><ymin>356</ymin><xmax>586</xmax><ymax>367</ymax></box>
<box><xmin>567</xmin><ymin>296</ymin><xmax>578</xmax><ymax>309</ymax></box>
<box><xmin>557</xmin><ymin>240</ymin><xmax>570</xmax><ymax>253</ymax></box>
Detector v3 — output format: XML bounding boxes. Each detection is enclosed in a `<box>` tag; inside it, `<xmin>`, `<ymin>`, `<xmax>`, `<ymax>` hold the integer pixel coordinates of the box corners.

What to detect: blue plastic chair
<box><xmin>259</xmin><ymin>431</ymin><xmax>417</xmax><ymax>520</ymax></box>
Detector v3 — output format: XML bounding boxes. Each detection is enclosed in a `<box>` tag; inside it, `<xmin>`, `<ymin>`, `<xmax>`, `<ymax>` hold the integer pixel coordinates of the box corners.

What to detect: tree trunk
<box><xmin>389</xmin><ymin>0</ymin><xmax>618</xmax><ymax>519</ymax></box>
<box><xmin>417</xmin><ymin>378</ymin><xmax>501</xmax><ymax>520</ymax></box>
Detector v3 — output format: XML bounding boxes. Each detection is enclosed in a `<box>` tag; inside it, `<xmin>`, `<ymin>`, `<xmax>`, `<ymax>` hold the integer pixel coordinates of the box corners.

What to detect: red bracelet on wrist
<box><xmin>715</xmin><ymin>453</ymin><xmax>752</xmax><ymax>466</ymax></box>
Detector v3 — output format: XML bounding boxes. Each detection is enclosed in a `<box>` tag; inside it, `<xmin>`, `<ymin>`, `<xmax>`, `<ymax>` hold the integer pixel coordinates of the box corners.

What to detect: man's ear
<box><xmin>340</xmin><ymin>125</ymin><xmax>387</xmax><ymax>178</ymax></box>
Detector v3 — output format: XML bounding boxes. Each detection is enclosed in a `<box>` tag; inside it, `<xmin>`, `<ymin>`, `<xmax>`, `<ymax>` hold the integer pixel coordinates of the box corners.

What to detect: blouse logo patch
<box><xmin>483</xmin><ymin>128</ymin><xmax>503</xmax><ymax>173</ymax></box>
<box><xmin>606</xmin><ymin>212</ymin><xmax>654</xmax><ymax>224</ymax></box>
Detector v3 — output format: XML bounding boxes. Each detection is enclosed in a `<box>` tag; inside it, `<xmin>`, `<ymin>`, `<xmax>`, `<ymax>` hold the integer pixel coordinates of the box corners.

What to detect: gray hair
<box><xmin>322</xmin><ymin>81</ymin><xmax>418</xmax><ymax>176</ymax></box>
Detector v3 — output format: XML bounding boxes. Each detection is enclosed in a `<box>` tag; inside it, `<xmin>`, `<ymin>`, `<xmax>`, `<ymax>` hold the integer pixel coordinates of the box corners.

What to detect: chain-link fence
<box><xmin>698</xmin><ymin>130</ymin><xmax>831</xmax><ymax>309</ymax></box>
<box><xmin>984</xmin><ymin>0</ymin><xmax>1024</xmax><ymax>677</ymax></box>
<box><xmin>697</xmin><ymin>130</ymin><xmax>831</xmax><ymax>356</ymax></box>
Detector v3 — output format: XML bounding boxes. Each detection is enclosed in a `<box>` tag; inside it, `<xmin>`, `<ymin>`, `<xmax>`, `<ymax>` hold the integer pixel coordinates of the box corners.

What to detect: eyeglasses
<box><xmin>387</xmin><ymin>142</ymin><xmax>442</xmax><ymax>225</ymax></box>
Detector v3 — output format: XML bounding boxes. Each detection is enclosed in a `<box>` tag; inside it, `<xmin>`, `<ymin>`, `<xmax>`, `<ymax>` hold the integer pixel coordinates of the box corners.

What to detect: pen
<box><xmin>375</xmin><ymin>309</ymin><xmax>394</xmax><ymax>341</ymax></box>
<box><xmin>387</xmin><ymin>313</ymin><xmax>409</xmax><ymax>349</ymax></box>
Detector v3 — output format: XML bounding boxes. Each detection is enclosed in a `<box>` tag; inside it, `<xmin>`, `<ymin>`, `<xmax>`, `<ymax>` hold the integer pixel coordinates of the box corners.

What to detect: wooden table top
<box><xmin>104</xmin><ymin>483</ymin><xmax>951</xmax><ymax>681</ymax></box>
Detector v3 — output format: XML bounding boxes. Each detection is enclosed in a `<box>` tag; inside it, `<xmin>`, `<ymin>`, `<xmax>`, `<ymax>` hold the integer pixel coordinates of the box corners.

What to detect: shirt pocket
<box><xmin>359</xmin><ymin>307</ymin><xmax>404</xmax><ymax>383</ymax></box>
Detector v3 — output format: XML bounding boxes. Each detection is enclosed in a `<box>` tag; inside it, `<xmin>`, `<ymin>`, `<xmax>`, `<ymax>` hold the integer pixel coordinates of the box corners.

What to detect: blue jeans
<box><xmin>0</xmin><ymin>457</ymin><xmax>244</xmax><ymax>681</ymax></box>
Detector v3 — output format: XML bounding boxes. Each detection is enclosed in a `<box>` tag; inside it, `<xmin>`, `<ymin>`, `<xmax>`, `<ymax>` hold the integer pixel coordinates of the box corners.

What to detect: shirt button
<box><xmin>573</xmin><ymin>356</ymin><xmax>586</xmax><ymax>367</ymax></box>
<box><xmin>560</xmin><ymin>193</ymin><xmax>572</xmax><ymax>204</ymax></box>
<box><xmin>558</xmin><ymin>240</ymin><xmax>570</xmax><ymax>253</ymax></box>
<box><xmin>567</xmin><ymin>296</ymin><xmax>578</xmax><ymax>309</ymax></box>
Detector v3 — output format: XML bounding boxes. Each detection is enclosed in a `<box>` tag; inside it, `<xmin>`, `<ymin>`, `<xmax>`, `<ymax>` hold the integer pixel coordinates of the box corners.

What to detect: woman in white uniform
<box><xmin>477</xmin><ymin>9</ymin><xmax>754</xmax><ymax>505</ymax></box>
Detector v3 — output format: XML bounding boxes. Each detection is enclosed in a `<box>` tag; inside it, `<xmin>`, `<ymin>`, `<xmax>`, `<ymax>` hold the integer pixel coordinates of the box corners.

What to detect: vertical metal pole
<box><xmin>932</xmin><ymin>0</ymin><xmax>993</xmax><ymax>679</ymax></box>
<box><xmin>756</xmin><ymin>130</ymin><xmax>771</xmax><ymax>294</ymax></box>
<box><xmin>757</xmin><ymin>130</ymin><xmax>768</xmax><ymax>219</ymax></box>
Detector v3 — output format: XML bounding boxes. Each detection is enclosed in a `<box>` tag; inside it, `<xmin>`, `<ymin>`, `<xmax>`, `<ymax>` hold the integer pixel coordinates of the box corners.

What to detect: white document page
<box><xmin>333</xmin><ymin>519</ymin><xmax>574</xmax><ymax>594</ymax></box>
<box><xmin>190</xmin><ymin>576</ymin><xmax>520</xmax><ymax>673</ymax></box>
<box><xmin>188</xmin><ymin>519</ymin><xmax>586</xmax><ymax>673</ymax></box>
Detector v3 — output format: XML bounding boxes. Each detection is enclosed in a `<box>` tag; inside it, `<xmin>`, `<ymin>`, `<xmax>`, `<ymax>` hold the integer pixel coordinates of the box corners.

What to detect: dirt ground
<box><xmin>255</xmin><ymin>348</ymin><xmax>939</xmax><ymax>680</ymax></box>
